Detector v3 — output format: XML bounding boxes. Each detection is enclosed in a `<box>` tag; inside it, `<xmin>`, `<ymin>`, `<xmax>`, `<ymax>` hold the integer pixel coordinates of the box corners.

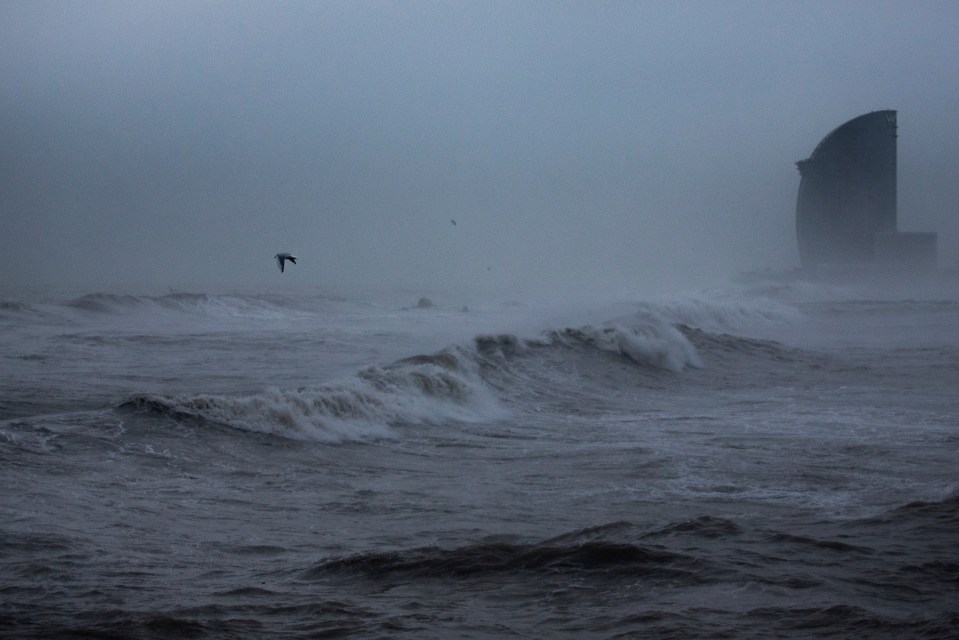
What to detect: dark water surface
<box><xmin>2</xmin><ymin>283</ymin><xmax>957</xmax><ymax>638</ymax></box>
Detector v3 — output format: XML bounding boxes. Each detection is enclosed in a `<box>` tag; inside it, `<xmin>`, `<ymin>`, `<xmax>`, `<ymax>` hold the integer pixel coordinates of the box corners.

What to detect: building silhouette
<box><xmin>795</xmin><ymin>110</ymin><xmax>936</xmax><ymax>272</ymax></box>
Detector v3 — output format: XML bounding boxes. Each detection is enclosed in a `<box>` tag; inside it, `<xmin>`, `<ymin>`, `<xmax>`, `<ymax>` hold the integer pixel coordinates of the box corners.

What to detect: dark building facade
<box><xmin>795</xmin><ymin>110</ymin><xmax>898</xmax><ymax>267</ymax></box>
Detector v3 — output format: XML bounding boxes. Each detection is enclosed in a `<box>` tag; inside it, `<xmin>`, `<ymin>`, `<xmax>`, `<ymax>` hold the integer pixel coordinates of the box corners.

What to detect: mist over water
<box><xmin>3</xmin><ymin>2</ymin><xmax>959</xmax><ymax>294</ymax></box>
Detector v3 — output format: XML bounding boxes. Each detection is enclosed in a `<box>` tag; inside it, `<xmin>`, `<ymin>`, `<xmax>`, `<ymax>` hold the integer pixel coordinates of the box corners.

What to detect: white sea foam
<box><xmin>638</xmin><ymin>289</ymin><xmax>802</xmax><ymax>333</ymax></box>
<box><xmin>5</xmin><ymin>284</ymin><xmax>959</xmax><ymax>640</ymax></box>
<box><xmin>63</xmin><ymin>292</ymin><xmax>316</xmax><ymax>321</ymax></box>
<box><xmin>127</xmin><ymin>347</ymin><xmax>507</xmax><ymax>442</ymax></box>
<box><xmin>565</xmin><ymin>323</ymin><xmax>703</xmax><ymax>372</ymax></box>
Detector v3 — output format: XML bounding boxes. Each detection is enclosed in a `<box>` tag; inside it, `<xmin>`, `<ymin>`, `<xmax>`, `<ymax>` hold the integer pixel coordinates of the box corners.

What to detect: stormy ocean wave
<box><xmin>1</xmin><ymin>280</ymin><xmax>957</xmax><ymax>638</ymax></box>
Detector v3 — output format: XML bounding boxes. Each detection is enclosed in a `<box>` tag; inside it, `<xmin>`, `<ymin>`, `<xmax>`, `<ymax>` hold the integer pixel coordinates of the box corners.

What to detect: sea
<box><xmin>1</xmin><ymin>275</ymin><xmax>957</xmax><ymax>639</ymax></box>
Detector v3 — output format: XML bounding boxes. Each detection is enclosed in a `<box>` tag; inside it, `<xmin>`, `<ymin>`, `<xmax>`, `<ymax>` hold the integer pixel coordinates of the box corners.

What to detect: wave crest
<box><xmin>64</xmin><ymin>292</ymin><xmax>311</xmax><ymax>319</ymax></box>
<box><xmin>121</xmin><ymin>347</ymin><xmax>506</xmax><ymax>442</ymax></box>
<box><xmin>554</xmin><ymin>323</ymin><xmax>703</xmax><ymax>372</ymax></box>
<box><xmin>637</xmin><ymin>291</ymin><xmax>801</xmax><ymax>332</ymax></box>
<box><xmin>480</xmin><ymin>321</ymin><xmax>702</xmax><ymax>373</ymax></box>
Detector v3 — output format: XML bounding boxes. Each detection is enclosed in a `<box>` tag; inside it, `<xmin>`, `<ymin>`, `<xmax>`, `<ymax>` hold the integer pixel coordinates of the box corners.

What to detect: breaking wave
<box><xmin>64</xmin><ymin>292</ymin><xmax>325</xmax><ymax>319</ymax></box>
<box><xmin>635</xmin><ymin>289</ymin><xmax>802</xmax><ymax>332</ymax></box>
<box><xmin>0</xmin><ymin>300</ymin><xmax>51</xmax><ymax>321</ymax></box>
<box><xmin>113</xmin><ymin>298</ymin><xmax>815</xmax><ymax>443</ymax></box>
<box><xmin>122</xmin><ymin>346</ymin><xmax>507</xmax><ymax>442</ymax></box>
<box><xmin>543</xmin><ymin>323</ymin><xmax>703</xmax><ymax>372</ymax></box>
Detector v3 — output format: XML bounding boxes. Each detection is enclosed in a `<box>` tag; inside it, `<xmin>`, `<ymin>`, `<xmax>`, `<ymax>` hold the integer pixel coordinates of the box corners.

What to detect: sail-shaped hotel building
<box><xmin>795</xmin><ymin>111</ymin><xmax>936</xmax><ymax>272</ymax></box>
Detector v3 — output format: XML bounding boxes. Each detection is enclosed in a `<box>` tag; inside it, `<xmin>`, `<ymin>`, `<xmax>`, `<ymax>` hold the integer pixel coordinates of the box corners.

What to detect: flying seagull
<box><xmin>274</xmin><ymin>253</ymin><xmax>297</xmax><ymax>273</ymax></box>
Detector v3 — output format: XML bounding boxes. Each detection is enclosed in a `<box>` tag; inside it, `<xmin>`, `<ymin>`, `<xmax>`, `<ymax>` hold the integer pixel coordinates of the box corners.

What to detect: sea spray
<box><xmin>123</xmin><ymin>346</ymin><xmax>507</xmax><ymax>442</ymax></box>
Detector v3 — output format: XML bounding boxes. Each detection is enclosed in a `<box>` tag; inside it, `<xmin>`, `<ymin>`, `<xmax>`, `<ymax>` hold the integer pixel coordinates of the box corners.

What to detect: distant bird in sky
<box><xmin>274</xmin><ymin>253</ymin><xmax>297</xmax><ymax>273</ymax></box>
<box><xmin>450</xmin><ymin>218</ymin><xmax>456</xmax><ymax>225</ymax></box>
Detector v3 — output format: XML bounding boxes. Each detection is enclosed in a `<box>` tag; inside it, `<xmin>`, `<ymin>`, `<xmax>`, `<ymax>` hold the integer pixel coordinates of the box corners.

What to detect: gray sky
<box><xmin>2</xmin><ymin>1</ymin><xmax>958</xmax><ymax>297</ymax></box>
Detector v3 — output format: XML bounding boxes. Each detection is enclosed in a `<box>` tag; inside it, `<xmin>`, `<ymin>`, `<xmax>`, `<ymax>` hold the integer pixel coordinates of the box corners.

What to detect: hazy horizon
<box><xmin>3</xmin><ymin>1</ymin><xmax>958</xmax><ymax>297</ymax></box>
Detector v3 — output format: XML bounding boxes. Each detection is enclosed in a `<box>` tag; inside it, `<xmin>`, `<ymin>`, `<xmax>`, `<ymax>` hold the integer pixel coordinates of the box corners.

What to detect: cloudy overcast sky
<box><xmin>2</xmin><ymin>1</ymin><xmax>957</xmax><ymax>296</ymax></box>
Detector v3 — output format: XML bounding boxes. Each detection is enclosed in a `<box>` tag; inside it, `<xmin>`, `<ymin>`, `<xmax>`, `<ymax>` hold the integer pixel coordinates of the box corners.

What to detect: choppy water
<box><xmin>1</xmin><ymin>279</ymin><xmax>957</xmax><ymax>639</ymax></box>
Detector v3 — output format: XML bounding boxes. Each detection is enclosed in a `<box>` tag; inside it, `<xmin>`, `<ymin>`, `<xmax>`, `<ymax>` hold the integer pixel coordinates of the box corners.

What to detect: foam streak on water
<box><xmin>1</xmin><ymin>282</ymin><xmax>957</xmax><ymax>639</ymax></box>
